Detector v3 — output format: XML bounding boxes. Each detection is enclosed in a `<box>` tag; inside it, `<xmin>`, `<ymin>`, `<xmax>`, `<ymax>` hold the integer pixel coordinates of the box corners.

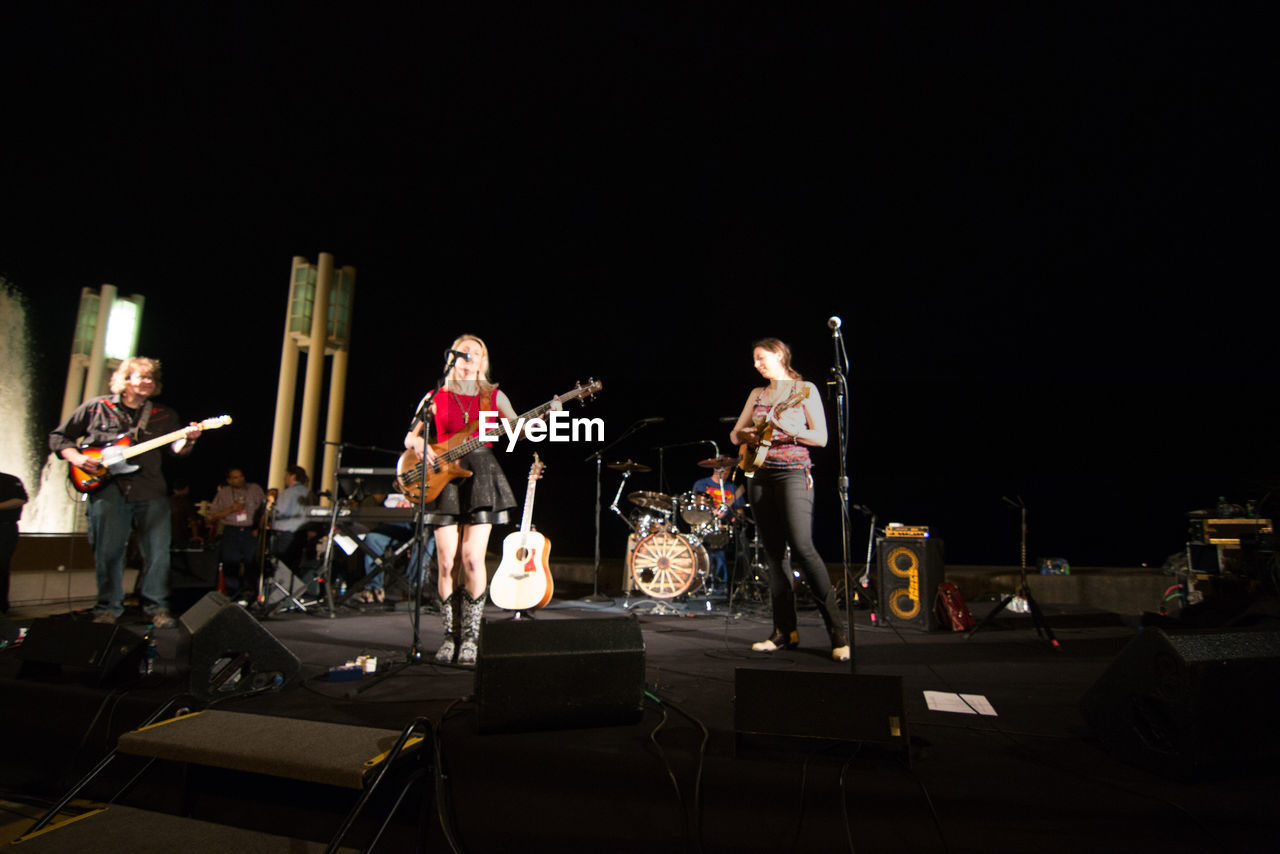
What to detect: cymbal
<box><xmin>628</xmin><ymin>490</ymin><xmax>674</xmax><ymax>512</ymax></box>
<box><xmin>697</xmin><ymin>455</ymin><xmax>739</xmax><ymax>469</ymax></box>
<box><xmin>609</xmin><ymin>460</ymin><xmax>651</xmax><ymax>473</ymax></box>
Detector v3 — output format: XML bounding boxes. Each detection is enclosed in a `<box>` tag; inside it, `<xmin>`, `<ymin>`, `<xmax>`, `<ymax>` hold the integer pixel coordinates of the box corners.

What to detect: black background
<box><xmin>3</xmin><ymin>3</ymin><xmax>1274</xmax><ymax>567</ymax></box>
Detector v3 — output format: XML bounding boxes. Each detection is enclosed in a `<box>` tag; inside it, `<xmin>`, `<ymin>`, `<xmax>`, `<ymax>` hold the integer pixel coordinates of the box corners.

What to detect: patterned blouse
<box><xmin>752</xmin><ymin>391</ymin><xmax>811</xmax><ymax>470</ymax></box>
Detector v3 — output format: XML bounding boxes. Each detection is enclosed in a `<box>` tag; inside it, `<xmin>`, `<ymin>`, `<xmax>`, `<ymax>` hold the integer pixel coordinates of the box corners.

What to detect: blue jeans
<box><xmin>87</xmin><ymin>485</ymin><xmax>171</xmax><ymax>617</ymax></box>
<box><xmin>363</xmin><ymin>525</ymin><xmax>433</xmax><ymax>591</ymax></box>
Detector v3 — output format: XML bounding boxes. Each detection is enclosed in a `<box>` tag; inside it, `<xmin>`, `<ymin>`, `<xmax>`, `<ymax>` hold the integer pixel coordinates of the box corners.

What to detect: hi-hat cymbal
<box><xmin>609</xmin><ymin>460</ymin><xmax>651</xmax><ymax>473</ymax></box>
<box><xmin>697</xmin><ymin>455</ymin><xmax>739</xmax><ymax>469</ymax></box>
<box><xmin>628</xmin><ymin>490</ymin><xmax>674</xmax><ymax>512</ymax></box>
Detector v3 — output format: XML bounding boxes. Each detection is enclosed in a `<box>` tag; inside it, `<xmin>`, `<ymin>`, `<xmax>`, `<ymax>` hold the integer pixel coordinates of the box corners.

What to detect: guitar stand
<box><xmin>966</xmin><ymin>566</ymin><xmax>1060</xmax><ymax>649</ymax></box>
<box><xmin>966</xmin><ymin>496</ymin><xmax>1060</xmax><ymax>650</ymax></box>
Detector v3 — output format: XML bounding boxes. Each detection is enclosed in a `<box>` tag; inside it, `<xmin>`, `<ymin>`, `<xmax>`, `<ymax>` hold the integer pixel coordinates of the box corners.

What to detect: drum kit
<box><xmin>607</xmin><ymin>456</ymin><xmax>765</xmax><ymax>603</ymax></box>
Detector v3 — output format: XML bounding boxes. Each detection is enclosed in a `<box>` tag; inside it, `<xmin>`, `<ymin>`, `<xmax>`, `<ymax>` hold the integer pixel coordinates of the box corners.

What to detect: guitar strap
<box><xmin>103</xmin><ymin>396</ymin><xmax>154</xmax><ymax>440</ymax></box>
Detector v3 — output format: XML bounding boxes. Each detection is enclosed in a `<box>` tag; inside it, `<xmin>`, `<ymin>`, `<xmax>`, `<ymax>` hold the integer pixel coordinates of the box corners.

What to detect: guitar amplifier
<box><xmin>877</xmin><ymin>536</ymin><xmax>945</xmax><ymax>631</ymax></box>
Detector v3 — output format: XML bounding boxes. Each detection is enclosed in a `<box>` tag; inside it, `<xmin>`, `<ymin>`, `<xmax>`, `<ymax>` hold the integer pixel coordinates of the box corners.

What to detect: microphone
<box><xmin>445</xmin><ymin>349</ymin><xmax>473</xmax><ymax>362</ymax></box>
<box><xmin>827</xmin><ymin>316</ymin><xmax>842</xmax><ymax>336</ymax></box>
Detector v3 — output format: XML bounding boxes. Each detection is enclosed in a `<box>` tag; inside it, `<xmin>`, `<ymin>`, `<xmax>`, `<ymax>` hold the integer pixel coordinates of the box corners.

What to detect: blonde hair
<box><xmin>109</xmin><ymin>357</ymin><xmax>163</xmax><ymax>395</ymax></box>
<box><xmin>446</xmin><ymin>334</ymin><xmax>497</xmax><ymax>398</ymax></box>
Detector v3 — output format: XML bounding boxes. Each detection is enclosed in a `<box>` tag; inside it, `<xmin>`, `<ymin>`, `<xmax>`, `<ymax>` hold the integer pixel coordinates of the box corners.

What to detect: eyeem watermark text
<box><xmin>477</xmin><ymin>411</ymin><xmax>605</xmax><ymax>451</ymax></box>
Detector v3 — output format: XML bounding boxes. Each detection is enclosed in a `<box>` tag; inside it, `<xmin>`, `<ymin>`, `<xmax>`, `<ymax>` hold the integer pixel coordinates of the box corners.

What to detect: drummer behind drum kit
<box><xmin>607</xmin><ymin>456</ymin><xmax>761</xmax><ymax>604</ymax></box>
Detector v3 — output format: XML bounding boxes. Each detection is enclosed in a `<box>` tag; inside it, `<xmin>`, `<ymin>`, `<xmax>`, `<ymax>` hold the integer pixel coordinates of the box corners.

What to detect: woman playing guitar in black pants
<box><xmin>730</xmin><ymin>337</ymin><xmax>849</xmax><ymax>662</ymax></box>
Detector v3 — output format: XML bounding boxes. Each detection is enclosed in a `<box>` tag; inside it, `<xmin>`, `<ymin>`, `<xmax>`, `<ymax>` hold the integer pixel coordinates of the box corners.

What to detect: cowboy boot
<box><xmin>435</xmin><ymin>591</ymin><xmax>459</xmax><ymax>664</ymax></box>
<box><xmin>456</xmin><ymin>590</ymin><xmax>485</xmax><ymax>666</ymax></box>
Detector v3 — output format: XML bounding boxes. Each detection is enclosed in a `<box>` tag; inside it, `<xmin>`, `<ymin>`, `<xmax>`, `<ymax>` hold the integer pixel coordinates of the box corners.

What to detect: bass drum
<box><xmin>629</xmin><ymin>531</ymin><xmax>709</xmax><ymax>599</ymax></box>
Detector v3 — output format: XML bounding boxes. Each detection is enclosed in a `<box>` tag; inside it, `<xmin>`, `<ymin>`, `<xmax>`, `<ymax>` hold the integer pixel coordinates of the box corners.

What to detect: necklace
<box><xmin>456</xmin><ymin>391</ymin><xmax>478</xmax><ymax>424</ymax></box>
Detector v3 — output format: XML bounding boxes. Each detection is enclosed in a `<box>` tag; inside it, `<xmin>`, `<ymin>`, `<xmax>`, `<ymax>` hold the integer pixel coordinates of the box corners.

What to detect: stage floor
<box><xmin>2</xmin><ymin>587</ymin><xmax>1278</xmax><ymax>853</ymax></box>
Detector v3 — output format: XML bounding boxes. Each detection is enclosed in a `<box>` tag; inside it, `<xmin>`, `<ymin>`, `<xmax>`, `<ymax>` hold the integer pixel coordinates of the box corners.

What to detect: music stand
<box><xmin>966</xmin><ymin>497</ymin><xmax>1060</xmax><ymax>649</ymax></box>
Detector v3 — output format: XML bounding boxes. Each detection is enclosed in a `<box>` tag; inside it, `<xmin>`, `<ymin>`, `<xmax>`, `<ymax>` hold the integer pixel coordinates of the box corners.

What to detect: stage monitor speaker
<box><xmin>475</xmin><ymin>616</ymin><xmax>646</xmax><ymax>733</ymax></box>
<box><xmin>179</xmin><ymin>592</ymin><xmax>302</xmax><ymax>701</ymax></box>
<box><xmin>1080</xmin><ymin>627</ymin><xmax>1280</xmax><ymax>779</ymax></box>
<box><xmin>877</xmin><ymin>536</ymin><xmax>944</xmax><ymax>630</ymax></box>
<box><xmin>735</xmin><ymin>669</ymin><xmax>908</xmax><ymax>750</ymax></box>
<box><xmin>16</xmin><ymin>618</ymin><xmax>144</xmax><ymax>686</ymax></box>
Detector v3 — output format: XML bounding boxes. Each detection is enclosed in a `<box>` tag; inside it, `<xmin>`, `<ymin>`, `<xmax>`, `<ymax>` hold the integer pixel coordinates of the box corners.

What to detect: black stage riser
<box><xmin>734</xmin><ymin>669</ymin><xmax>908</xmax><ymax>749</ymax></box>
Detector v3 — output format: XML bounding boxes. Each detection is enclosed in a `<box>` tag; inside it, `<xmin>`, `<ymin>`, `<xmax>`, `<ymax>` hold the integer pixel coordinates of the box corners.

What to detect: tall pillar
<box><xmin>267</xmin><ymin>257</ymin><xmax>308</xmax><ymax>491</ymax></box>
<box><xmin>296</xmin><ymin>253</ymin><xmax>333</xmax><ymax>491</ymax></box>
<box><xmin>84</xmin><ymin>284</ymin><xmax>116</xmax><ymax>399</ymax></box>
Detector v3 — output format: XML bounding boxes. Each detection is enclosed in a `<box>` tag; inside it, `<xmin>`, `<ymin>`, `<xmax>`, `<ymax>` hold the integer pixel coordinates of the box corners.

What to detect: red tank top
<box><xmin>433</xmin><ymin>388</ymin><xmax>497</xmax><ymax>445</ymax></box>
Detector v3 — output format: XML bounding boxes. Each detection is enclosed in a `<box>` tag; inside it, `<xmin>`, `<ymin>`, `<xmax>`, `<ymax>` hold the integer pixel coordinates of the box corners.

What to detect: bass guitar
<box><xmin>69</xmin><ymin>415</ymin><xmax>233</xmax><ymax>494</ymax></box>
<box><xmin>738</xmin><ymin>384</ymin><xmax>810</xmax><ymax>477</ymax></box>
<box><xmin>489</xmin><ymin>455</ymin><xmax>553</xmax><ymax>611</ymax></box>
<box><xmin>395</xmin><ymin>379</ymin><xmax>602</xmax><ymax>503</ymax></box>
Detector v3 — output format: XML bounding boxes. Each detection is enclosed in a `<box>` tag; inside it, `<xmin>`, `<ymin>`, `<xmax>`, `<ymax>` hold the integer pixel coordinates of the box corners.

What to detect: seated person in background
<box><xmin>356</xmin><ymin>493</ymin><xmax>435</xmax><ymax>604</ymax></box>
<box><xmin>270</xmin><ymin>465</ymin><xmax>312</xmax><ymax>567</ymax></box>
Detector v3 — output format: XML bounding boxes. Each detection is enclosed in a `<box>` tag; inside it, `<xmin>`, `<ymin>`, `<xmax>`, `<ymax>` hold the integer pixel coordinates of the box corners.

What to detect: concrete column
<box><xmin>296</xmin><ymin>254</ymin><xmax>332</xmax><ymax>497</ymax></box>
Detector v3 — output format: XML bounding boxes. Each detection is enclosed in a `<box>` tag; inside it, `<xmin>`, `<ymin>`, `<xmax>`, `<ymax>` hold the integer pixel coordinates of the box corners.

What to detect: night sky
<box><xmin>3</xmin><ymin>4</ymin><xmax>1274</xmax><ymax>568</ymax></box>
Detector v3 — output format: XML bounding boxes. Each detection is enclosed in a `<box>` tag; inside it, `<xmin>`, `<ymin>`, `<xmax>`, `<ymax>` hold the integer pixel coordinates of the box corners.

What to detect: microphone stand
<box><xmin>358</xmin><ymin>355</ymin><xmax>456</xmax><ymax>691</ymax></box>
<box><xmin>583</xmin><ymin>418</ymin><xmax>662</xmax><ymax>603</ymax></box>
<box><xmin>828</xmin><ymin>321</ymin><xmax>857</xmax><ymax>672</ymax></box>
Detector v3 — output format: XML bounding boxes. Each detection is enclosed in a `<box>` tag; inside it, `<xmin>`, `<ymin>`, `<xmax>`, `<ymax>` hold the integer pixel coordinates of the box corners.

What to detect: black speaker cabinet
<box><xmin>179</xmin><ymin>592</ymin><xmax>302</xmax><ymax>701</ymax></box>
<box><xmin>1080</xmin><ymin>627</ymin><xmax>1280</xmax><ymax>778</ymax></box>
<box><xmin>735</xmin><ymin>669</ymin><xmax>908</xmax><ymax>751</ymax></box>
<box><xmin>16</xmin><ymin>618</ymin><xmax>144</xmax><ymax>686</ymax></box>
<box><xmin>877</xmin><ymin>536</ymin><xmax>944</xmax><ymax>630</ymax></box>
<box><xmin>475</xmin><ymin>616</ymin><xmax>646</xmax><ymax>733</ymax></box>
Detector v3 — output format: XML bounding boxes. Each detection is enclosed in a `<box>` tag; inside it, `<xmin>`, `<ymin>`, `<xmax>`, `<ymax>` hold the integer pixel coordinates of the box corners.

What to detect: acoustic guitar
<box><xmin>395</xmin><ymin>379</ymin><xmax>602</xmax><ymax>503</ymax></box>
<box><xmin>489</xmin><ymin>455</ymin><xmax>553</xmax><ymax>611</ymax></box>
<box><xmin>737</xmin><ymin>384</ymin><xmax>810</xmax><ymax>477</ymax></box>
<box><xmin>69</xmin><ymin>415</ymin><xmax>233</xmax><ymax>494</ymax></box>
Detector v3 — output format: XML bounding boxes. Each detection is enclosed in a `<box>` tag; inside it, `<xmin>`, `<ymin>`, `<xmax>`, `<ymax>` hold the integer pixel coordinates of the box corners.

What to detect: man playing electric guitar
<box><xmin>50</xmin><ymin>357</ymin><xmax>203</xmax><ymax>628</ymax></box>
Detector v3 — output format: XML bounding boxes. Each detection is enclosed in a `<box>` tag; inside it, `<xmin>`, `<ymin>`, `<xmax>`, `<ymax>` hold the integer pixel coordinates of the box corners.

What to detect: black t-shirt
<box><xmin>0</xmin><ymin>473</ymin><xmax>26</xmax><ymax>524</ymax></box>
<box><xmin>49</xmin><ymin>395</ymin><xmax>184</xmax><ymax>502</ymax></box>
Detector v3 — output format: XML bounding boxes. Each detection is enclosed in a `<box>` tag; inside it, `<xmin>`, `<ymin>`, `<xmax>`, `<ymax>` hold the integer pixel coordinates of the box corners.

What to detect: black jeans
<box><xmin>748</xmin><ymin>467</ymin><xmax>844</xmax><ymax>637</ymax></box>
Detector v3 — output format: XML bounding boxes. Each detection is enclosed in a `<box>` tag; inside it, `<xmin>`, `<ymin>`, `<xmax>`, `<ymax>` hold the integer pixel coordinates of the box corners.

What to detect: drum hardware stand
<box><xmin>967</xmin><ymin>496</ymin><xmax>1060</xmax><ymax>649</ymax></box>
<box><xmin>625</xmin><ymin>597</ymin><xmax>684</xmax><ymax>617</ymax></box>
<box><xmin>583</xmin><ymin>418</ymin><xmax>661</xmax><ymax>603</ymax></box>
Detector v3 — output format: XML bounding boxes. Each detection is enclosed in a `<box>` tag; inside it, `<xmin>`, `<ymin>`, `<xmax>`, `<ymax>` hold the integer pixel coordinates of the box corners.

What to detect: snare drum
<box><xmin>630</xmin><ymin>509</ymin><xmax>673</xmax><ymax>539</ymax></box>
<box><xmin>677</xmin><ymin>491</ymin><xmax>716</xmax><ymax>527</ymax></box>
<box><xmin>696</xmin><ymin>517</ymin><xmax>729</xmax><ymax>550</ymax></box>
<box><xmin>629</xmin><ymin>531</ymin><xmax>709</xmax><ymax>599</ymax></box>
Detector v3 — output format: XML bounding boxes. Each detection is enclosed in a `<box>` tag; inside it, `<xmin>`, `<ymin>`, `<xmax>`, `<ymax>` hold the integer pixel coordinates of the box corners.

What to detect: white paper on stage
<box><xmin>923</xmin><ymin>691</ymin><xmax>998</xmax><ymax>716</ymax></box>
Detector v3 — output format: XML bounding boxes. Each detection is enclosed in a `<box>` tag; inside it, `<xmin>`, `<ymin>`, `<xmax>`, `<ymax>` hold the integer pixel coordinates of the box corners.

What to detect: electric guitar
<box><xmin>395</xmin><ymin>379</ymin><xmax>602</xmax><ymax>503</ymax></box>
<box><xmin>489</xmin><ymin>455</ymin><xmax>553</xmax><ymax>611</ymax></box>
<box><xmin>737</xmin><ymin>384</ymin><xmax>810</xmax><ymax>477</ymax></box>
<box><xmin>69</xmin><ymin>415</ymin><xmax>233</xmax><ymax>494</ymax></box>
